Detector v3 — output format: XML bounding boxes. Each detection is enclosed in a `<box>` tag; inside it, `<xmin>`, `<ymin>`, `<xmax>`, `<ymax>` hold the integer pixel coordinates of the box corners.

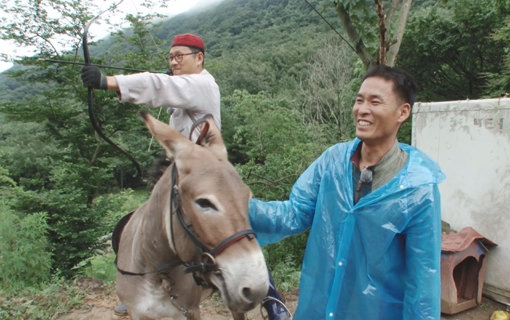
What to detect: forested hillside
<box><xmin>0</xmin><ymin>0</ymin><xmax>509</xmax><ymax>317</ymax></box>
<box><xmin>0</xmin><ymin>0</ymin><xmax>338</xmax><ymax>101</ymax></box>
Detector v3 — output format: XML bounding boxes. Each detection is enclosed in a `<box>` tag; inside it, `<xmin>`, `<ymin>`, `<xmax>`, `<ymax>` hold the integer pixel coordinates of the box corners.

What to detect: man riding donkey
<box><xmin>81</xmin><ymin>33</ymin><xmax>290</xmax><ymax>319</ymax></box>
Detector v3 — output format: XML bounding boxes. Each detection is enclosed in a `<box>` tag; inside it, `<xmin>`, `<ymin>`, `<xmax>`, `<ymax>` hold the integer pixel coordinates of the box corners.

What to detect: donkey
<box><xmin>113</xmin><ymin>111</ymin><xmax>269</xmax><ymax>319</ymax></box>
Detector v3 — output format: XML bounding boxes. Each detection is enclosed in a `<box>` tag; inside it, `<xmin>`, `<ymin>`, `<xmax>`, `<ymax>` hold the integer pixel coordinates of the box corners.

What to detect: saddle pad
<box><xmin>112</xmin><ymin>211</ymin><xmax>135</xmax><ymax>254</ymax></box>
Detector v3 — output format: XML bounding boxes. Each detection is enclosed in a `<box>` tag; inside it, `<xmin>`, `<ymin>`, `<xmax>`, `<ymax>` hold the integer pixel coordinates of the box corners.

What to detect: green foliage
<box><xmin>0</xmin><ymin>119</ymin><xmax>57</xmax><ymax>190</ymax></box>
<box><xmin>222</xmin><ymin>90</ymin><xmax>329</xmax><ymax>200</ymax></box>
<box><xmin>0</xmin><ymin>207</ymin><xmax>52</xmax><ymax>294</ymax></box>
<box><xmin>75</xmin><ymin>252</ymin><xmax>117</xmax><ymax>283</ymax></box>
<box><xmin>152</xmin><ymin>0</ymin><xmax>335</xmax><ymax>97</ymax></box>
<box><xmin>0</xmin><ymin>277</ymin><xmax>85</xmax><ymax>320</ymax></box>
<box><xmin>0</xmin><ymin>0</ymin><xmax>87</xmax><ymax>57</ymax></box>
<box><xmin>105</xmin><ymin>13</ymin><xmax>169</xmax><ymax>74</ymax></box>
<box><xmin>0</xmin><ymin>166</ymin><xmax>52</xmax><ymax>293</ymax></box>
<box><xmin>263</xmin><ymin>232</ymin><xmax>309</xmax><ymax>274</ymax></box>
<box><xmin>92</xmin><ymin>188</ymin><xmax>150</xmax><ymax>229</ymax></box>
<box><xmin>0</xmin><ymin>67</ymin><xmax>48</xmax><ymax>104</ymax></box>
<box><xmin>0</xmin><ymin>0</ymin><xmax>508</xmax><ymax>300</ymax></box>
<box><xmin>300</xmin><ymin>35</ymin><xmax>359</xmax><ymax>141</ymax></box>
<box><xmin>0</xmin><ymin>47</ymin><xmax>158</xmax><ymax>278</ymax></box>
<box><xmin>398</xmin><ymin>0</ymin><xmax>508</xmax><ymax>100</ymax></box>
<box><xmin>222</xmin><ymin>90</ymin><xmax>330</xmax><ymax>272</ymax></box>
<box><xmin>265</xmin><ymin>252</ymin><xmax>302</xmax><ymax>291</ymax></box>
<box><xmin>485</xmin><ymin>16</ymin><xmax>510</xmax><ymax>96</ymax></box>
<box><xmin>54</xmin><ymin>188</ymin><xmax>147</xmax><ymax>284</ymax></box>
<box><xmin>0</xmin><ymin>165</ymin><xmax>18</xmax><ymax>195</ymax></box>
<box><xmin>326</xmin><ymin>0</ymin><xmax>379</xmax><ymax>53</ymax></box>
<box><xmin>0</xmin><ymin>111</ymin><xmax>140</xmax><ymax>277</ymax></box>
<box><xmin>222</xmin><ymin>91</ymin><xmax>328</xmax><ymax>272</ymax></box>
<box><xmin>15</xmin><ymin>187</ymin><xmax>104</xmax><ymax>277</ymax></box>
<box><xmin>73</xmin><ymin>189</ymin><xmax>148</xmax><ymax>282</ymax></box>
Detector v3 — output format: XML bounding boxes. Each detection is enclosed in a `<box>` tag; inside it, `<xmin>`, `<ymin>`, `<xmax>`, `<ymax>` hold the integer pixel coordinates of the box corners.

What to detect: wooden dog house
<box><xmin>441</xmin><ymin>227</ymin><xmax>497</xmax><ymax>315</ymax></box>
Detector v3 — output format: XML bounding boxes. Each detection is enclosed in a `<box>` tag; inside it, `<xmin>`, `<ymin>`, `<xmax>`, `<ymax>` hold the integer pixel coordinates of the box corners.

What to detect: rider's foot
<box><xmin>262</xmin><ymin>279</ymin><xmax>291</xmax><ymax>320</ymax></box>
<box><xmin>263</xmin><ymin>298</ymin><xmax>291</xmax><ymax>320</ymax></box>
<box><xmin>114</xmin><ymin>303</ymin><xmax>128</xmax><ymax>316</ymax></box>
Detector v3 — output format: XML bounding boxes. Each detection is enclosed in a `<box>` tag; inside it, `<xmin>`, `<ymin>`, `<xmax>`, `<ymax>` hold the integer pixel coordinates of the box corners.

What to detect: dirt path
<box><xmin>58</xmin><ymin>277</ymin><xmax>507</xmax><ymax>320</ymax></box>
<box><xmin>57</xmin><ymin>277</ymin><xmax>297</xmax><ymax>320</ymax></box>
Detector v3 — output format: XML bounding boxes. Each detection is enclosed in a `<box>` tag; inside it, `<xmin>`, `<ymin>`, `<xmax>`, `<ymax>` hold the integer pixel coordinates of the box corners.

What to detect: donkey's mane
<box><xmin>146</xmin><ymin>154</ymin><xmax>172</xmax><ymax>190</ymax></box>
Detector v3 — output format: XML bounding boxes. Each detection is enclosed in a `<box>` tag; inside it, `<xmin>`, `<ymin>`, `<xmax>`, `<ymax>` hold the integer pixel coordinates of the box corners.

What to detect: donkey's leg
<box><xmin>231</xmin><ymin>312</ymin><xmax>245</xmax><ymax>320</ymax></box>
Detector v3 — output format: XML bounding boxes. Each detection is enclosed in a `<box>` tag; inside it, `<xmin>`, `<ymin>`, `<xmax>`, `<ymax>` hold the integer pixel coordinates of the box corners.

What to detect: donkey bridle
<box><xmin>169</xmin><ymin>163</ymin><xmax>256</xmax><ymax>277</ymax></box>
<box><xmin>115</xmin><ymin>162</ymin><xmax>256</xmax><ymax>281</ymax></box>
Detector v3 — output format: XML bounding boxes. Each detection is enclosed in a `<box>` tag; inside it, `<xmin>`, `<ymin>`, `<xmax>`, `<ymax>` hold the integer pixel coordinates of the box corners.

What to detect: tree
<box><xmin>0</xmin><ymin>166</ymin><xmax>52</xmax><ymax>292</ymax></box>
<box><xmin>398</xmin><ymin>0</ymin><xmax>508</xmax><ymax>100</ymax></box>
<box><xmin>485</xmin><ymin>15</ymin><xmax>510</xmax><ymax>97</ymax></box>
<box><xmin>221</xmin><ymin>90</ymin><xmax>330</xmax><ymax>272</ymax></box>
<box><xmin>222</xmin><ymin>90</ymin><xmax>329</xmax><ymax>200</ymax></box>
<box><xmin>0</xmin><ymin>0</ymin><xmax>85</xmax><ymax>58</ymax></box>
<box><xmin>0</xmin><ymin>1</ymin><xmax>169</xmax><ymax>277</ymax></box>
<box><xmin>320</xmin><ymin>0</ymin><xmax>412</xmax><ymax>68</ymax></box>
<box><xmin>300</xmin><ymin>35</ymin><xmax>358</xmax><ymax>140</ymax></box>
<box><xmin>0</xmin><ymin>0</ymin><xmax>168</xmax><ymax>59</ymax></box>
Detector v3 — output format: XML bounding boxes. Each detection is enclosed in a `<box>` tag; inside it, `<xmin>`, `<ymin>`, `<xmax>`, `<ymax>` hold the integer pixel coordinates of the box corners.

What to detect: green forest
<box><xmin>0</xmin><ymin>0</ymin><xmax>509</xmax><ymax>318</ymax></box>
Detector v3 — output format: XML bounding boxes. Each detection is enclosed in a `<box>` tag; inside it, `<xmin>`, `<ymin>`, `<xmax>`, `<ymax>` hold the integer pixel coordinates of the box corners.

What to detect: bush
<box><xmin>74</xmin><ymin>189</ymin><xmax>148</xmax><ymax>282</ymax></box>
<box><xmin>91</xmin><ymin>188</ymin><xmax>149</xmax><ymax>233</ymax></box>
<box><xmin>0</xmin><ymin>207</ymin><xmax>52</xmax><ymax>294</ymax></box>
<box><xmin>75</xmin><ymin>252</ymin><xmax>117</xmax><ymax>283</ymax></box>
<box><xmin>0</xmin><ymin>277</ymin><xmax>85</xmax><ymax>320</ymax></box>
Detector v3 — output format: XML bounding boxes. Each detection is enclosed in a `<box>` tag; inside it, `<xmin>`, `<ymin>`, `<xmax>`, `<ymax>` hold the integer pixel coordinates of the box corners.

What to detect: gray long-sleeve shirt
<box><xmin>115</xmin><ymin>69</ymin><xmax>220</xmax><ymax>141</ymax></box>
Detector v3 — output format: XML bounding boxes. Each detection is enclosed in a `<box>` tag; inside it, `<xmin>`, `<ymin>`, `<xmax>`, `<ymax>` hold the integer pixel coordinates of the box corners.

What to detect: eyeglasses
<box><xmin>167</xmin><ymin>51</ymin><xmax>198</xmax><ymax>62</ymax></box>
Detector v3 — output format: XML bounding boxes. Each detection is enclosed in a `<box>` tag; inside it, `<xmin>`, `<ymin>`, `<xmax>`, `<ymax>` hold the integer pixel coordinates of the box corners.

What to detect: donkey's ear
<box><xmin>194</xmin><ymin>114</ymin><xmax>228</xmax><ymax>161</ymax></box>
<box><xmin>139</xmin><ymin>110</ymin><xmax>193</xmax><ymax>157</ymax></box>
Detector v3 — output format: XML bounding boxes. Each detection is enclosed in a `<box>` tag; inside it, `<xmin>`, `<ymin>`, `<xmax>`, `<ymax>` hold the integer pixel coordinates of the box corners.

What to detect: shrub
<box><xmin>75</xmin><ymin>252</ymin><xmax>117</xmax><ymax>283</ymax></box>
<box><xmin>0</xmin><ymin>277</ymin><xmax>85</xmax><ymax>319</ymax></box>
<box><xmin>0</xmin><ymin>207</ymin><xmax>52</xmax><ymax>294</ymax></box>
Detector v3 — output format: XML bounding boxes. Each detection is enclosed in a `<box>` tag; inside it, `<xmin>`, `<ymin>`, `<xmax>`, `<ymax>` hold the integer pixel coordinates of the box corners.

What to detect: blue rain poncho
<box><xmin>249</xmin><ymin>138</ymin><xmax>444</xmax><ymax>320</ymax></box>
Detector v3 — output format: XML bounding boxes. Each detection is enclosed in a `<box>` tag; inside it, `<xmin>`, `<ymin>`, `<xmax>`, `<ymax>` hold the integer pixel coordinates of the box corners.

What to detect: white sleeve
<box><xmin>114</xmin><ymin>71</ymin><xmax>219</xmax><ymax>113</ymax></box>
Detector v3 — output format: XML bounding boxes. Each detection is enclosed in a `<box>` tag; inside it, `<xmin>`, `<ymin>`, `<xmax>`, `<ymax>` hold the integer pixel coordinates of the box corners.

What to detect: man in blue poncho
<box><xmin>249</xmin><ymin>65</ymin><xmax>444</xmax><ymax>320</ymax></box>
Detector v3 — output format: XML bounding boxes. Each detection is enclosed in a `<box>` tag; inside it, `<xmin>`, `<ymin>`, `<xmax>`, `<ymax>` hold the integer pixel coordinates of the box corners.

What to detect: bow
<box><xmin>82</xmin><ymin>0</ymin><xmax>142</xmax><ymax>182</ymax></box>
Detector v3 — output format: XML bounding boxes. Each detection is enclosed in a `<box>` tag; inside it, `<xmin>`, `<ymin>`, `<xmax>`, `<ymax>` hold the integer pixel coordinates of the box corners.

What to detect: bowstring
<box><xmin>148</xmin><ymin>106</ymin><xmax>164</xmax><ymax>151</ymax></box>
<box><xmin>127</xmin><ymin>0</ymin><xmax>170</xmax><ymax>151</ymax></box>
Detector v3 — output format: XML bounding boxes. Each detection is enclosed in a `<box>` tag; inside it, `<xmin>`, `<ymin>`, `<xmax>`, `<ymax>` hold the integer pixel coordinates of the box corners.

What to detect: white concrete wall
<box><xmin>412</xmin><ymin>98</ymin><xmax>510</xmax><ymax>305</ymax></box>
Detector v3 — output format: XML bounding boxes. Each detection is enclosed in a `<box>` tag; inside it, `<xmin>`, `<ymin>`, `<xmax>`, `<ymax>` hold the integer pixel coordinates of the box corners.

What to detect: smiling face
<box><xmin>352</xmin><ymin>76</ymin><xmax>411</xmax><ymax>148</ymax></box>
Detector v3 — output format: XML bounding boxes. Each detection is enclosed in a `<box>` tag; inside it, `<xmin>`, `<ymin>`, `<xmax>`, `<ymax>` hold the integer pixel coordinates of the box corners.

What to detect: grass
<box><xmin>0</xmin><ymin>279</ymin><xmax>85</xmax><ymax>320</ymax></box>
<box><xmin>0</xmin><ymin>185</ymin><xmax>302</xmax><ymax>320</ymax></box>
<box><xmin>0</xmin><ymin>250</ymin><xmax>301</xmax><ymax>320</ymax></box>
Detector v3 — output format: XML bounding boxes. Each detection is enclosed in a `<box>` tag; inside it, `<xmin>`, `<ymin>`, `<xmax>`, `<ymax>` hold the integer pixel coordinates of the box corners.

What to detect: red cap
<box><xmin>171</xmin><ymin>33</ymin><xmax>205</xmax><ymax>52</ymax></box>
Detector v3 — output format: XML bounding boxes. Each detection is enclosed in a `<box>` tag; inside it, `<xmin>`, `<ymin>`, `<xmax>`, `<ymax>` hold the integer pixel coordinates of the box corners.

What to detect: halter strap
<box><xmin>210</xmin><ymin>229</ymin><xmax>256</xmax><ymax>256</ymax></box>
<box><xmin>170</xmin><ymin>163</ymin><xmax>256</xmax><ymax>257</ymax></box>
<box><xmin>115</xmin><ymin>259</ymin><xmax>182</xmax><ymax>276</ymax></box>
<box><xmin>114</xmin><ymin>155</ymin><xmax>256</xmax><ymax>279</ymax></box>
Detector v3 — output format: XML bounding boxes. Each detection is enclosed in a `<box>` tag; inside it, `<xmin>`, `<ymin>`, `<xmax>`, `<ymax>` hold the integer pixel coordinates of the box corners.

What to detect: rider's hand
<box><xmin>81</xmin><ymin>66</ymin><xmax>107</xmax><ymax>89</ymax></box>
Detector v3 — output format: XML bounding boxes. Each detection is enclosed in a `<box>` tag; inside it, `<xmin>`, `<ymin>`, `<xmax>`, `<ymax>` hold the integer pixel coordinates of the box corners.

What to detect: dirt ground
<box><xmin>57</xmin><ymin>277</ymin><xmax>508</xmax><ymax>320</ymax></box>
<box><xmin>57</xmin><ymin>277</ymin><xmax>298</xmax><ymax>320</ymax></box>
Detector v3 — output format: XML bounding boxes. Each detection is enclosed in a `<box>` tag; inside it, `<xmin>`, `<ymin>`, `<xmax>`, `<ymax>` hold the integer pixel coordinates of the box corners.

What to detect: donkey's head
<box><xmin>139</xmin><ymin>111</ymin><xmax>269</xmax><ymax>313</ymax></box>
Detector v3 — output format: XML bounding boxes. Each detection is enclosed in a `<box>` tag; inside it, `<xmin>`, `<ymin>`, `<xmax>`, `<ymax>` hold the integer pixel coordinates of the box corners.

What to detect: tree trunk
<box><xmin>386</xmin><ymin>0</ymin><xmax>412</xmax><ymax>66</ymax></box>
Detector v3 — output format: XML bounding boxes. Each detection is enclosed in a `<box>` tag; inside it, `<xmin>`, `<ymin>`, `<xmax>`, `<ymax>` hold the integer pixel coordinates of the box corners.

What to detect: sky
<box><xmin>0</xmin><ymin>0</ymin><xmax>222</xmax><ymax>72</ymax></box>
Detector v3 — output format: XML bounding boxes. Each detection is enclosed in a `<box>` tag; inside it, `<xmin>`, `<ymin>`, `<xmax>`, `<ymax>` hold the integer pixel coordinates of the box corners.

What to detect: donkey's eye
<box><xmin>195</xmin><ymin>198</ymin><xmax>218</xmax><ymax>211</ymax></box>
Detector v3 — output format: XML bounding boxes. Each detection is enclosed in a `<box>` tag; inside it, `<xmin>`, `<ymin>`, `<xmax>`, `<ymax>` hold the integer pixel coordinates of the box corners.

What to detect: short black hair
<box><xmin>188</xmin><ymin>46</ymin><xmax>204</xmax><ymax>54</ymax></box>
<box><xmin>363</xmin><ymin>65</ymin><xmax>418</xmax><ymax>106</ymax></box>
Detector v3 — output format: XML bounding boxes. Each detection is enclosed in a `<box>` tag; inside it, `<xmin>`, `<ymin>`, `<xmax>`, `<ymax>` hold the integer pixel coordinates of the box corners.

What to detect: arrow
<box><xmin>36</xmin><ymin>58</ymin><xmax>165</xmax><ymax>74</ymax></box>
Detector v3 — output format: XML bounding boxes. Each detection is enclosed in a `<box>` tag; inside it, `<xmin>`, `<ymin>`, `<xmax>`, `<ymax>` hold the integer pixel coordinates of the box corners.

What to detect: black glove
<box><xmin>81</xmin><ymin>65</ymin><xmax>107</xmax><ymax>89</ymax></box>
